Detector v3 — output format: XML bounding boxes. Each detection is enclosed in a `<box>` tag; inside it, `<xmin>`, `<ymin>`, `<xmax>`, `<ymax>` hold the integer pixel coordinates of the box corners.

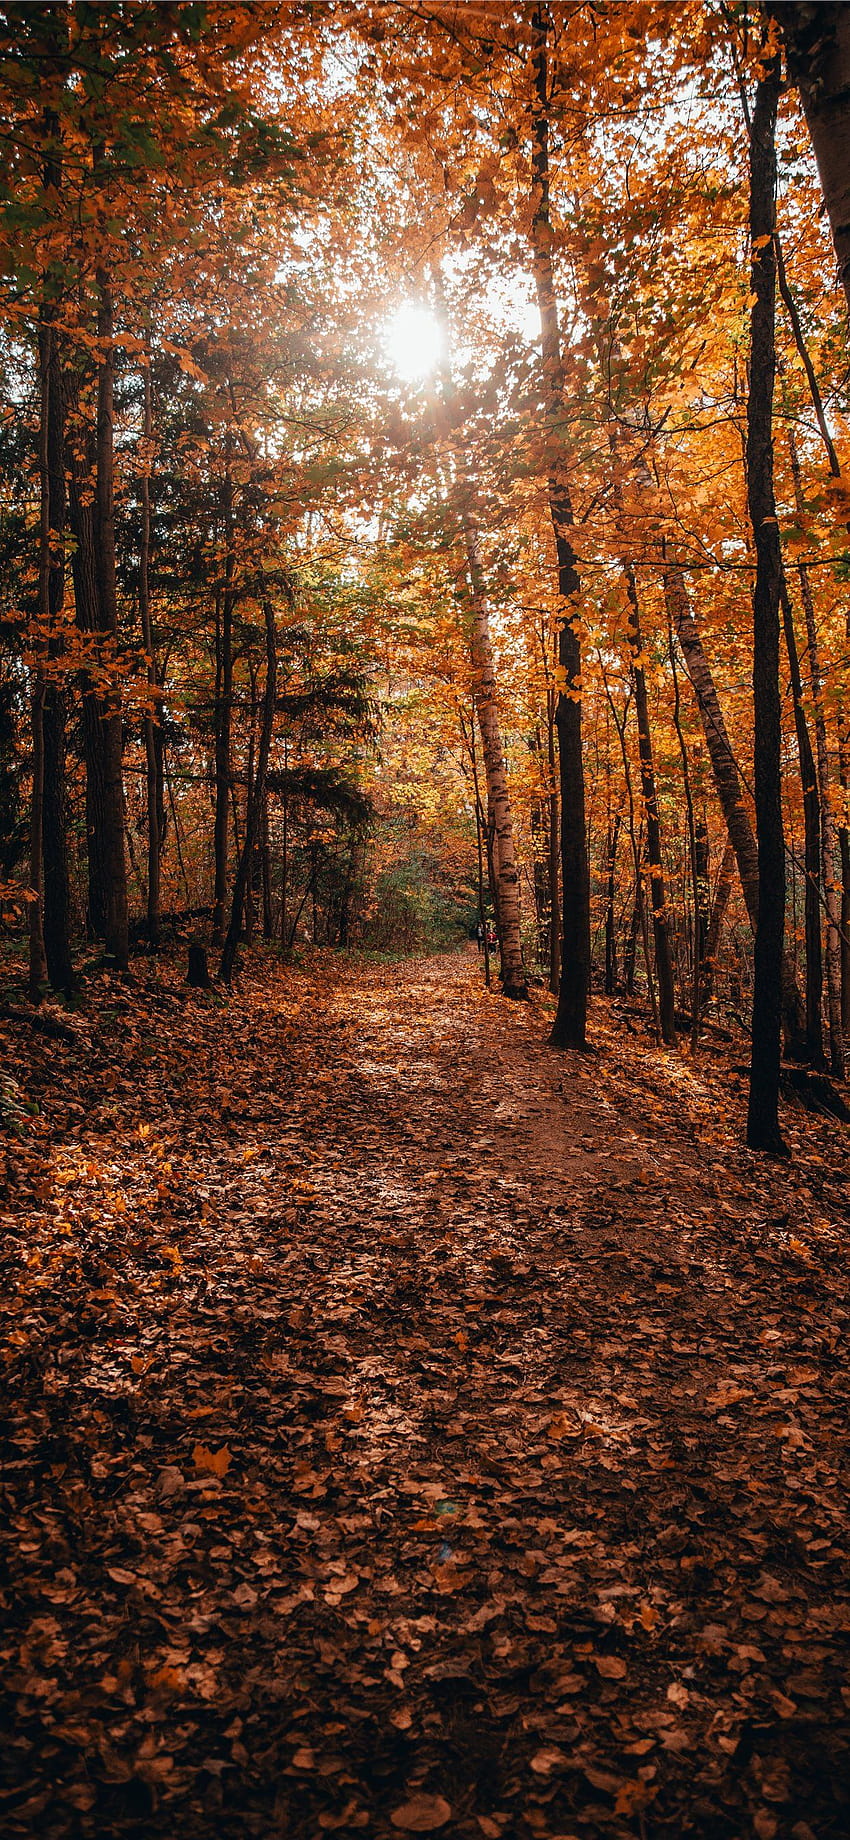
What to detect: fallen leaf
<box><xmin>390</xmin><ymin>1794</ymin><xmax>452</xmax><ymax>1831</ymax></box>
<box><xmin>530</xmin><ymin>1746</ymin><xmax>570</xmax><ymax>1775</ymax></box>
<box><xmin>595</xmin><ymin>1654</ymin><xmax>627</xmax><ymax>1679</ymax></box>
<box><xmin>192</xmin><ymin>1443</ymin><xmax>232</xmax><ymax>1478</ymax></box>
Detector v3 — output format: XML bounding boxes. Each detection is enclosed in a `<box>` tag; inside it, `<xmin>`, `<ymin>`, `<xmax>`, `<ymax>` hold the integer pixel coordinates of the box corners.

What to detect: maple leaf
<box><xmin>192</xmin><ymin>1442</ymin><xmax>232</xmax><ymax>1477</ymax></box>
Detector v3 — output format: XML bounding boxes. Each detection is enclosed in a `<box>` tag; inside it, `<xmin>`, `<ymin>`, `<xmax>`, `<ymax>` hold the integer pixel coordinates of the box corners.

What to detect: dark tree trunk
<box><xmin>531</xmin><ymin>6</ymin><xmax>589</xmax><ymax>1048</ymax></box>
<box><xmin>840</xmin><ymin>734</ymin><xmax>850</xmax><ymax>1031</ymax></box>
<box><xmin>772</xmin><ymin>3</ymin><xmax>850</xmax><ymax>315</ymax></box>
<box><xmin>546</xmin><ymin>683</ymin><xmax>560</xmax><ymax>994</ymax></box>
<box><xmin>746</xmin><ymin>58</ymin><xmax>787</xmax><ymax>1155</ymax></box>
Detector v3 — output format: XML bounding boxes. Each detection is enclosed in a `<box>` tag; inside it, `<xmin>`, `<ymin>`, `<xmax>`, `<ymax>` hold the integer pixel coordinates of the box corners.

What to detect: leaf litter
<box><xmin>0</xmin><ymin>948</ymin><xmax>848</xmax><ymax>1838</ymax></box>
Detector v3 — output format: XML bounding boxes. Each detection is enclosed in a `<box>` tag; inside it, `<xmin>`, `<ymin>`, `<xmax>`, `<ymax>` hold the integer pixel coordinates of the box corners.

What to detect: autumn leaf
<box><xmin>192</xmin><ymin>1442</ymin><xmax>232</xmax><ymax>1478</ymax></box>
<box><xmin>595</xmin><ymin>1654</ymin><xmax>627</xmax><ymax>1679</ymax></box>
<box><xmin>389</xmin><ymin>1794</ymin><xmax>452</xmax><ymax>1831</ymax></box>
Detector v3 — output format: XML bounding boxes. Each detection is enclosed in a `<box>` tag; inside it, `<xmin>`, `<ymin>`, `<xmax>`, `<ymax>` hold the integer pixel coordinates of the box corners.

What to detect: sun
<box><xmin>385</xmin><ymin>303</ymin><xmax>443</xmax><ymax>383</ymax></box>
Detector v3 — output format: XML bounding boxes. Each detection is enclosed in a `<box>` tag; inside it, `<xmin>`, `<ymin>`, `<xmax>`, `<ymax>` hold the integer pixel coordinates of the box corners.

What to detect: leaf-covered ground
<box><xmin>1</xmin><ymin>948</ymin><xmax>849</xmax><ymax>1840</ymax></box>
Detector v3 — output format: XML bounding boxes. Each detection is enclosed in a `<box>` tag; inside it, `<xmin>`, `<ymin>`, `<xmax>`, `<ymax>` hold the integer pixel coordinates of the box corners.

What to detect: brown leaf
<box><xmin>530</xmin><ymin>1745</ymin><xmax>570</xmax><ymax>1775</ymax></box>
<box><xmin>595</xmin><ymin>1654</ymin><xmax>627</xmax><ymax>1679</ymax></box>
<box><xmin>192</xmin><ymin>1442</ymin><xmax>232</xmax><ymax>1478</ymax></box>
<box><xmin>390</xmin><ymin>1794</ymin><xmax>452</xmax><ymax>1831</ymax></box>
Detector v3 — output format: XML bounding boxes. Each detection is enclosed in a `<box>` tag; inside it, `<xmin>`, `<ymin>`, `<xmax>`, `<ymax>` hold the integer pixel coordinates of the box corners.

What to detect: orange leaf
<box><xmin>192</xmin><ymin>1442</ymin><xmax>232</xmax><ymax>1478</ymax></box>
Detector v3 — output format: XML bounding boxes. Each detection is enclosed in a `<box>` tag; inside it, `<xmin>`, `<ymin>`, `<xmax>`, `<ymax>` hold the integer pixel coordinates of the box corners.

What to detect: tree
<box><xmin>745</xmin><ymin>51</ymin><xmax>787</xmax><ymax>1156</ymax></box>
<box><xmin>772</xmin><ymin>3</ymin><xmax>850</xmax><ymax>314</ymax></box>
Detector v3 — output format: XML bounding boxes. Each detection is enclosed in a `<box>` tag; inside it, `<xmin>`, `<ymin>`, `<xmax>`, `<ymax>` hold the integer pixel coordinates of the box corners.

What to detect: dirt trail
<box><xmin>1</xmin><ymin>949</ymin><xmax>849</xmax><ymax>1839</ymax></box>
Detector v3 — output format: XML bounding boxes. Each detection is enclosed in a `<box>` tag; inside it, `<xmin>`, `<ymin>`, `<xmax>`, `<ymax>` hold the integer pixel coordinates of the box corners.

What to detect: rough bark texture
<box><xmin>746</xmin><ymin>59</ymin><xmax>787</xmax><ymax>1155</ymax></box>
<box><xmin>773</xmin><ymin>3</ymin><xmax>850</xmax><ymax>315</ymax></box>
<box><xmin>531</xmin><ymin>5</ymin><xmax>589</xmax><ymax>1048</ymax></box>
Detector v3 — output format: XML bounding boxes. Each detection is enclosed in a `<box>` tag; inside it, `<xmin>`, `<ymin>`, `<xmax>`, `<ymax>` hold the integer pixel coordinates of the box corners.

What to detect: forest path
<box><xmin>1</xmin><ymin>948</ymin><xmax>849</xmax><ymax>1839</ymax></box>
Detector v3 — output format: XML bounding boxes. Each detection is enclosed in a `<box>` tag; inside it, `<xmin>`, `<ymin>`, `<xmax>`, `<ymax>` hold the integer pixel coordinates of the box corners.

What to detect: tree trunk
<box><xmin>772</xmin><ymin>3</ymin><xmax>850</xmax><ymax>315</ymax></box>
<box><xmin>546</xmin><ymin>681</ymin><xmax>560</xmax><ymax>994</ymax></box>
<box><xmin>220</xmin><ymin>598</ymin><xmax>276</xmax><ymax>985</ymax></box>
<box><xmin>531</xmin><ymin>4</ymin><xmax>589</xmax><ymax>1046</ymax></box>
<box><xmin>780</xmin><ymin>578</ymin><xmax>824</xmax><ymax>1065</ymax></box>
<box><xmin>746</xmin><ymin>57</ymin><xmax>787</xmax><ymax>1155</ymax></box>
<box><xmin>840</xmin><ymin>734</ymin><xmax>850</xmax><ymax>1032</ymax></box>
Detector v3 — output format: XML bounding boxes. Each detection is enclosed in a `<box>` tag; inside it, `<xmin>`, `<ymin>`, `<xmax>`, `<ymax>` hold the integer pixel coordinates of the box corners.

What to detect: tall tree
<box><xmin>530</xmin><ymin>3</ymin><xmax>590</xmax><ymax>1049</ymax></box>
<box><xmin>772</xmin><ymin>3</ymin><xmax>850</xmax><ymax>314</ymax></box>
<box><xmin>746</xmin><ymin>53</ymin><xmax>786</xmax><ymax>1155</ymax></box>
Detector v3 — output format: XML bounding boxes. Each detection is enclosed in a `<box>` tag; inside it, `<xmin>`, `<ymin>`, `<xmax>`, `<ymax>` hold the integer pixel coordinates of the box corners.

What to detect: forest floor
<box><xmin>1</xmin><ymin>946</ymin><xmax>849</xmax><ymax>1840</ymax></box>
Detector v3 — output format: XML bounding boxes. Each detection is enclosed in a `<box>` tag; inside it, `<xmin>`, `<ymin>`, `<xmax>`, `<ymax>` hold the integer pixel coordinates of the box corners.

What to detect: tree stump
<box><xmin>187</xmin><ymin>943</ymin><xmax>211</xmax><ymax>989</ymax></box>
